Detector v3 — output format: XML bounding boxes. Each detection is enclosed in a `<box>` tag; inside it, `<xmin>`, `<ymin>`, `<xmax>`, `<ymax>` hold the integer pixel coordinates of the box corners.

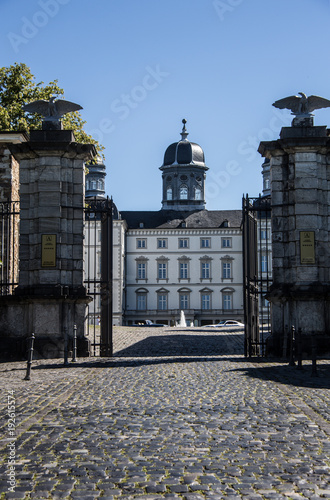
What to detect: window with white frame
<box><xmin>179</xmin><ymin>262</ymin><xmax>189</xmax><ymax>279</ymax></box>
<box><xmin>136</xmin><ymin>291</ymin><xmax>147</xmax><ymax>310</ymax></box>
<box><xmin>137</xmin><ymin>262</ymin><xmax>146</xmax><ymax>280</ymax></box>
<box><xmin>201</xmin><ymin>293</ymin><xmax>211</xmax><ymax>310</ymax></box>
<box><xmin>260</xmin><ymin>229</ymin><xmax>268</xmax><ymax>240</ymax></box>
<box><xmin>221</xmin><ymin>237</ymin><xmax>232</xmax><ymax>248</ymax></box>
<box><xmin>157</xmin><ymin>238</ymin><xmax>168</xmax><ymax>249</ymax></box>
<box><xmin>157</xmin><ymin>292</ymin><xmax>168</xmax><ymax>310</ymax></box>
<box><xmin>179</xmin><ymin>293</ymin><xmax>189</xmax><ymax>310</ymax></box>
<box><xmin>200</xmin><ymin>258</ymin><xmax>212</xmax><ymax>280</ymax></box>
<box><xmin>137</xmin><ymin>238</ymin><xmax>147</xmax><ymax>249</ymax></box>
<box><xmin>158</xmin><ymin>262</ymin><xmax>167</xmax><ymax>280</ymax></box>
<box><xmin>179</xmin><ymin>238</ymin><xmax>189</xmax><ymax>248</ymax></box>
<box><xmin>167</xmin><ymin>187</ymin><xmax>172</xmax><ymax>200</ymax></box>
<box><xmin>223</xmin><ymin>294</ymin><xmax>232</xmax><ymax>310</ymax></box>
<box><xmin>202</xmin><ymin>262</ymin><xmax>210</xmax><ymax>279</ymax></box>
<box><xmin>222</xmin><ymin>261</ymin><xmax>232</xmax><ymax>279</ymax></box>
<box><xmin>261</xmin><ymin>254</ymin><xmax>268</xmax><ymax>273</ymax></box>
<box><xmin>221</xmin><ymin>289</ymin><xmax>233</xmax><ymax>311</ymax></box>
<box><xmin>201</xmin><ymin>238</ymin><xmax>211</xmax><ymax>248</ymax></box>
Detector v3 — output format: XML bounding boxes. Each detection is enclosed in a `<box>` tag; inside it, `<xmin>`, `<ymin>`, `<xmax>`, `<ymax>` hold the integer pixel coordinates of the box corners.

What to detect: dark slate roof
<box><xmin>120</xmin><ymin>209</ymin><xmax>242</xmax><ymax>229</ymax></box>
<box><xmin>163</xmin><ymin>141</ymin><xmax>205</xmax><ymax>166</ymax></box>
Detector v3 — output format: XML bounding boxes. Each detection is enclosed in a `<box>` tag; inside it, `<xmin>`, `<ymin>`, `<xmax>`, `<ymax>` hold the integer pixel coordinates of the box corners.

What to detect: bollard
<box><xmin>297</xmin><ymin>327</ymin><xmax>303</xmax><ymax>370</ymax></box>
<box><xmin>72</xmin><ymin>324</ymin><xmax>77</xmax><ymax>362</ymax></box>
<box><xmin>24</xmin><ymin>333</ymin><xmax>35</xmax><ymax>381</ymax></box>
<box><xmin>311</xmin><ymin>333</ymin><xmax>318</xmax><ymax>377</ymax></box>
<box><xmin>289</xmin><ymin>325</ymin><xmax>296</xmax><ymax>366</ymax></box>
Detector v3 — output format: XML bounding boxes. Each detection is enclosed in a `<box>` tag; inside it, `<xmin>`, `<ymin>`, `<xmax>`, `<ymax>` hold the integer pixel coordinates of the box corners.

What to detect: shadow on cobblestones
<box><xmin>231</xmin><ymin>362</ymin><xmax>330</xmax><ymax>389</ymax></box>
<box><xmin>113</xmin><ymin>333</ymin><xmax>244</xmax><ymax>357</ymax></box>
<box><xmin>4</xmin><ymin>355</ymin><xmax>248</xmax><ymax>373</ymax></box>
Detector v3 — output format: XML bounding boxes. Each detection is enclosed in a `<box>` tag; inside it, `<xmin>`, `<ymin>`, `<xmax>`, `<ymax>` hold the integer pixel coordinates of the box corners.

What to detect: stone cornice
<box><xmin>0</xmin><ymin>131</ymin><xmax>29</xmax><ymax>144</ymax></box>
<box><xmin>9</xmin><ymin>141</ymin><xmax>97</xmax><ymax>162</ymax></box>
<box><xmin>259</xmin><ymin>131</ymin><xmax>330</xmax><ymax>159</ymax></box>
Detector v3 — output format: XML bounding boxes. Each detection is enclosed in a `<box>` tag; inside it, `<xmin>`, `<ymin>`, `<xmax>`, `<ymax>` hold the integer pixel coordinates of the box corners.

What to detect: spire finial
<box><xmin>180</xmin><ymin>118</ymin><xmax>189</xmax><ymax>141</ymax></box>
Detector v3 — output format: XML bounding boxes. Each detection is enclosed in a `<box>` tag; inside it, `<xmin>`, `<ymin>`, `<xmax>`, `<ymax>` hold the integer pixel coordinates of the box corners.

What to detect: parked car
<box><xmin>132</xmin><ymin>320</ymin><xmax>165</xmax><ymax>327</ymax></box>
<box><xmin>203</xmin><ymin>320</ymin><xmax>244</xmax><ymax>328</ymax></box>
<box><xmin>145</xmin><ymin>319</ymin><xmax>165</xmax><ymax>327</ymax></box>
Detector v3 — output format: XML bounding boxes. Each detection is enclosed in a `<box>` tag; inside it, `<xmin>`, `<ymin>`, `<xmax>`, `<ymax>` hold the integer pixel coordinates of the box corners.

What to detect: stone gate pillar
<box><xmin>259</xmin><ymin>122</ymin><xmax>330</xmax><ymax>355</ymax></box>
<box><xmin>2</xmin><ymin>127</ymin><xmax>96</xmax><ymax>358</ymax></box>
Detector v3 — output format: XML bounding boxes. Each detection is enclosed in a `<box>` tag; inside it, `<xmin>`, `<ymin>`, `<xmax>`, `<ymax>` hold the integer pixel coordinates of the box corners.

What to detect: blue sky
<box><xmin>2</xmin><ymin>0</ymin><xmax>330</xmax><ymax>211</ymax></box>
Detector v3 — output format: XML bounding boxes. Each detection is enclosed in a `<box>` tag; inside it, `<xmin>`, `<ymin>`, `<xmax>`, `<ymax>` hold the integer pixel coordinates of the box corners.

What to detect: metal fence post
<box><xmin>72</xmin><ymin>324</ymin><xmax>77</xmax><ymax>362</ymax></box>
<box><xmin>283</xmin><ymin>324</ymin><xmax>289</xmax><ymax>359</ymax></box>
<box><xmin>311</xmin><ymin>332</ymin><xmax>318</xmax><ymax>377</ymax></box>
<box><xmin>297</xmin><ymin>327</ymin><xmax>303</xmax><ymax>370</ymax></box>
<box><xmin>289</xmin><ymin>325</ymin><xmax>296</xmax><ymax>366</ymax></box>
<box><xmin>63</xmin><ymin>326</ymin><xmax>69</xmax><ymax>366</ymax></box>
<box><xmin>24</xmin><ymin>333</ymin><xmax>35</xmax><ymax>381</ymax></box>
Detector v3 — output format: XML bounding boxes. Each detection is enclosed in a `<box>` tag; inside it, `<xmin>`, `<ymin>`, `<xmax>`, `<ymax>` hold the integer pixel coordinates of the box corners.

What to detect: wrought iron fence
<box><xmin>0</xmin><ymin>201</ymin><xmax>19</xmax><ymax>295</ymax></box>
<box><xmin>84</xmin><ymin>197</ymin><xmax>113</xmax><ymax>356</ymax></box>
<box><xmin>242</xmin><ymin>194</ymin><xmax>272</xmax><ymax>357</ymax></box>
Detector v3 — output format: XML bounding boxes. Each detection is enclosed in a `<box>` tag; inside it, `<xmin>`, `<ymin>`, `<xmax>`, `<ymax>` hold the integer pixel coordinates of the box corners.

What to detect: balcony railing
<box><xmin>124</xmin><ymin>308</ymin><xmax>244</xmax><ymax>317</ymax></box>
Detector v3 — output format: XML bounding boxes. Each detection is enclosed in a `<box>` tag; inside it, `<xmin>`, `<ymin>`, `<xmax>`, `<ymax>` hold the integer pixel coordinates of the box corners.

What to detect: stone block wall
<box><xmin>259</xmin><ymin>126</ymin><xmax>330</xmax><ymax>354</ymax></box>
<box><xmin>0</xmin><ymin>133</ymin><xmax>97</xmax><ymax>358</ymax></box>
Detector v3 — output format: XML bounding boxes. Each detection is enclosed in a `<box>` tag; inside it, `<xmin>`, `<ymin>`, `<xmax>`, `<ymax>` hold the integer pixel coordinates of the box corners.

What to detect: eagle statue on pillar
<box><xmin>272</xmin><ymin>92</ymin><xmax>330</xmax><ymax>117</ymax></box>
<box><xmin>23</xmin><ymin>96</ymin><xmax>82</xmax><ymax>122</ymax></box>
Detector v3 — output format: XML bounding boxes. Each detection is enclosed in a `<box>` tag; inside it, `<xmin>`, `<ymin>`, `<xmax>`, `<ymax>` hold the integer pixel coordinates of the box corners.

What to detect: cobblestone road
<box><xmin>1</xmin><ymin>326</ymin><xmax>330</xmax><ymax>499</ymax></box>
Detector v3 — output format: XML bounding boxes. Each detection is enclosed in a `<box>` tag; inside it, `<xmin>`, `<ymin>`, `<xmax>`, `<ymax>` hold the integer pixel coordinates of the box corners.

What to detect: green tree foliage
<box><xmin>0</xmin><ymin>62</ymin><xmax>104</xmax><ymax>157</ymax></box>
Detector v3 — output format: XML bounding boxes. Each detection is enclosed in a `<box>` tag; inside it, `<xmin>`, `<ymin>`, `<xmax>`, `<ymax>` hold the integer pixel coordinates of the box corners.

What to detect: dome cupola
<box><xmin>85</xmin><ymin>156</ymin><xmax>106</xmax><ymax>200</ymax></box>
<box><xmin>162</xmin><ymin>119</ymin><xmax>206</xmax><ymax>168</ymax></box>
<box><xmin>160</xmin><ymin>119</ymin><xmax>208</xmax><ymax>211</ymax></box>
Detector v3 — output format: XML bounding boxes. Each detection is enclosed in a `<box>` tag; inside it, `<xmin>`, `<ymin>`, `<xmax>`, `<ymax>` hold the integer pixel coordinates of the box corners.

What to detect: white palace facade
<box><xmin>86</xmin><ymin>120</ymin><xmax>246</xmax><ymax>326</ymax></box>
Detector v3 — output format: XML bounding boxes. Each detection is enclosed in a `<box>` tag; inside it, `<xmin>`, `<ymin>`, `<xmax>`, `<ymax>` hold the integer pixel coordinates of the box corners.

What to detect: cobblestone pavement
<box><xmin>1</xmin><ymin>326</ymin><xmax>330</xmax><ymax>499</ymax></box>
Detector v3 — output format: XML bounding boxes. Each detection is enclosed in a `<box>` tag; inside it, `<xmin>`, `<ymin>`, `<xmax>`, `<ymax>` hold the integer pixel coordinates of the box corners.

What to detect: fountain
<box><xmin>177</xmin><ymin>310</ymin><xmax>187</xmax><ymax>327</ymax></box>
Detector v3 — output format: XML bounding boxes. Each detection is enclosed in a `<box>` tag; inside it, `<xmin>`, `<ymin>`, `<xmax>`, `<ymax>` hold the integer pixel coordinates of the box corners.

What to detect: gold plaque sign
<box><xmin>300</xmin><ymin>231</ymin><xmax>315</xmax><ymax>264</ymax></box>
<box><xmin>41</xmin><ymin>235</ymin><xmax>57</xmax><ymax>267</ymax></box>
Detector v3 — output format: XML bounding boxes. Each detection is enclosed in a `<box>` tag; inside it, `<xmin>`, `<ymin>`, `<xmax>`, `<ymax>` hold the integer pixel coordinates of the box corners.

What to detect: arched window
<box><xmin>167</xmin><ymin>187</ymin><xmax>172</xmax><ymax>200</ymax></box>
<box><xmin>195</xmin><ymin>187</ymin><xmax>202</xmax><ymax>200</ymax></box>
<box><xmin>179</xmin><ymin>185</ymin><xmax>188</xmax><ymax>200</ymax></box>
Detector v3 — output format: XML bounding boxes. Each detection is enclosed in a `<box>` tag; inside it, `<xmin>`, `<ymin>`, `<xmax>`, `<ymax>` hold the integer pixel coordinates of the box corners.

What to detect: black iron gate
<box><xmin>84</xmin><ymin>197</ymin><xmax>113</xmax><ymax>356</ymax></box>
<box><xmin>0</xmin><ymin>201</ymin><xmax>19</xmax><ymax>295</ymax></box>
<box><xmin>242</xmin><ymin>195</ymin><xmax>272</xmax><ymax>357</ymax></box>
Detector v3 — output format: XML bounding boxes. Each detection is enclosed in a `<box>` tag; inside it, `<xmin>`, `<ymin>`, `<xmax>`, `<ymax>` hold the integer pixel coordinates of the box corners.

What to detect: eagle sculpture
<box><xmin>23</xmin><ymin>96</ymin><xmax>82</xmax><ymax>121</ymax></box>
<box><xmin>272</xmin><ymin>92</ymin><xmax>330</xmax><ymax>116</ymax></box>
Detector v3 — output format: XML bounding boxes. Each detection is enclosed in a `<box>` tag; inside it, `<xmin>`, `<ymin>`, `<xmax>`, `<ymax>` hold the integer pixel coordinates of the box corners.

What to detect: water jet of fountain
<box><xmin>178</xmin><ymin>310</ymin><xmax>187</xmax><ymax>327</ymax></box>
